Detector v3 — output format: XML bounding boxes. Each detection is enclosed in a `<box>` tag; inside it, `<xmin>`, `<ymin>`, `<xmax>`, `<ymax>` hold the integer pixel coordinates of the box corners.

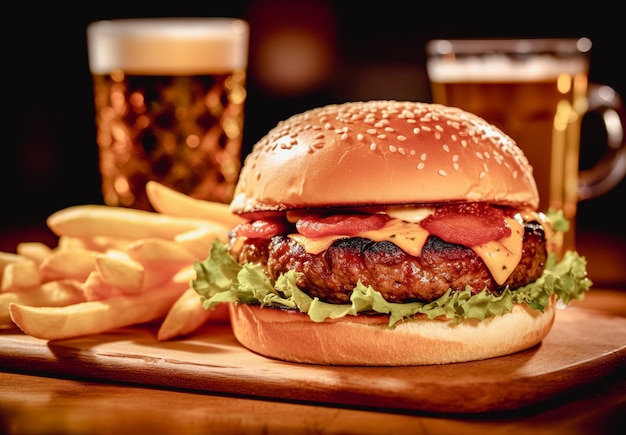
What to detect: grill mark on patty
<box><xmin>232</xmin><ymin>221</ymin><xmax>546</xmax><ymax>304</ymax></box>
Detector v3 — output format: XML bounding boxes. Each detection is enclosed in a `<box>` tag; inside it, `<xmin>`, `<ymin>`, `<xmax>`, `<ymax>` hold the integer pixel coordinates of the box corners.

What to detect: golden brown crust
<box><xmin>228</xmin><ymin>298</ymin><xmax>556</xmax><ymax>366</ymax></box>
<box><xmin>231</xmin><ymin>101</ymin><xmax>539</xmax><ymax>215</ymax></box>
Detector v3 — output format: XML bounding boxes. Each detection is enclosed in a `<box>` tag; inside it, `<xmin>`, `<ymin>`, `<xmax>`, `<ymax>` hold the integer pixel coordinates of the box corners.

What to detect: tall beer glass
<box><xmin>87</xmin><ymin>18</ymin><xmax>249</xmax><ymax>210</ymax></box>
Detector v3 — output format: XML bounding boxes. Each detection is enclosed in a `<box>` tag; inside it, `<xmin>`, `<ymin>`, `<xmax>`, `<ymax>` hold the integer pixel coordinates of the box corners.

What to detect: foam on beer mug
<box><xmin>427</xmin><ymin>54</ymin><xmax>588</xmax><ymax>83</ymax></box>
<box><xmin>87</xmin><ymin>18</ymin><xmax>249</xmax><ymax>75</ymax></box>
<box><xmin>426</xmin><ymin>38</ymin><xmax>591</xmax><ymax>83</ymax></box>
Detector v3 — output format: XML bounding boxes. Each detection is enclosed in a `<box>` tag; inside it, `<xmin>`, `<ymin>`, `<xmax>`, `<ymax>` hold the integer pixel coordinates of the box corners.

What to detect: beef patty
<box><xmin>231</xmin><ymin>221</ymin><xmax>547</xmax><ymax>304</ymax></box>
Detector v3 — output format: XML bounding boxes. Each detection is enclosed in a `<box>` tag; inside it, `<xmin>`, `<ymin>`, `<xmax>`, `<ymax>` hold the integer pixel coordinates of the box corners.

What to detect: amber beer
<box><xmin>426</xmin><ymin>38</ymin><xmax>595</xmax><ymax>254</ymax></box>
<box><xmin>87</xmin><ymin>18</ymin><xmax>249</xmax><ymax>210</ymax></box>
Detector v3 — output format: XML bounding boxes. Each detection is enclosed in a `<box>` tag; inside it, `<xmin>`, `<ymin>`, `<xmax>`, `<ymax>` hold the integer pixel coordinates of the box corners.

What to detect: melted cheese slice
<box><xmin>289</xmin><ymin>219</ymin><xmax>429</xmax><ymax>257</ymax></box>
<box><xmin>288</xmin><ymin>214</ymin><xmax>529</xmax><ymax>285</ymax></box>
<box><xmin>471</xmin><ymin>217</ymin><xmax>524</xmax><ymax>285</ymax></box>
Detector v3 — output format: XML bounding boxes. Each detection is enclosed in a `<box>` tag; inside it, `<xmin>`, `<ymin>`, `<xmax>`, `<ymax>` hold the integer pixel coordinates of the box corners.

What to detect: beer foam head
<box><xmin>426</xmin><ymin>38</ymin><xmax>590</xmax><ymax>83</ymax></box>
<box><xmin>427</xmin><ymin>55</ymin><xmax>588</xmax><ymax>83</ymax></box>
<box><xmin>87</xmin><ymin>18</ymin><xmax>249</xmax><ymax>75</ymax></box>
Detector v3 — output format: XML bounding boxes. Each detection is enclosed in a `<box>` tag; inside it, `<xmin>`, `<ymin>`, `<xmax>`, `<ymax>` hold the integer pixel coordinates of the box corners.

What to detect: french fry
<box><xmin>58</xmin><ymin>235</ymin><xmax>132</xmax><ymax>252</ymax></box>
<box><xmin>1</xmin><ymin>252</ymin><xmax>26</xmax><ymax>281</ymax></box>
<box><xmin>139</xmin><ymin>258</ymin><xmax>197</xmax><ymax>290</ymax></box>
<box><xmin>94</xmin><ymin>251</ymin><xmax>144</xmax><ymax>294</ymax></box>
<box><xmin>39</xmin><ymin>248</ymin><xmax>96</xmax><ymax>283</ymax></box>
<box><xmin>47</xmin><ymin>205</ymin><xmax>221</xmax><ymax>241</ymax></box>
<box><xmin>174</xmin><ymin>226</ymin><xmax>227</xmax><ymax>260</ymax></box>
<box><xmin>125</xmin><ymin>238</ymin><xmax>198</xmax><ymax>266</ymax></box>
<box><xmin>1</xmin><ymin>279</ymin><xmax>86</xmax><ymax>324</ymax></box>
<box><xmin>9</xmin><ymin>279</ymin><xmax>188</xmax><ymax>341</ymax></box>
<box><xmin>16</xmin><ymin>242</ymin><xmax>53</xmax><ymax>265</ymax></box>
<box><xmin>146</xmin><ymin>181</ymin><xmax>245</xmax><ymax>228</ymax></box>
<box><xmin>82</xmin><ymin>271</ymin><xmax>126</xmax><ymax>301</ymax></box>
<box><xmin>157</xmin><ymin>287</ymin><xmax>229</xmax><ymax>341</ymax></box>
<box><xmin>1</xmin><ymin>260</ymin><xmax>41</xmax><ymax>292</ymax></box>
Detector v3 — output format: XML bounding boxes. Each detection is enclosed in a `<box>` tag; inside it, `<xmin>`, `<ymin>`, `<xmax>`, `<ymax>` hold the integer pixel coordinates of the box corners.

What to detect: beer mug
<box><xmin>425</xmin><ymin>37</ymin><xmax>626</xmax><ymax>254</ymax></box>
<box><xmin>87</xmin><ymin>18</ymin><xmax>249</xmax><ymax>210</ymax></box>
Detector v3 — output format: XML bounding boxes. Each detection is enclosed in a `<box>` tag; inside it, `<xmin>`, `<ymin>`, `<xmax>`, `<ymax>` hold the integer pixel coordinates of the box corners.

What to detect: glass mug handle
<box><xmin>578</xmin><ymin>84</ymin><xmax>626</xmax><ymax>200</ymax></box>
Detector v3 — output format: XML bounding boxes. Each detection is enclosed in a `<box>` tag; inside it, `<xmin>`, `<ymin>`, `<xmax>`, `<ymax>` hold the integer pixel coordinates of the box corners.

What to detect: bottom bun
<box><xmin>228</xmin><ymin>298</ymin><xmax>557</xmax><ymax>366</ymax></box>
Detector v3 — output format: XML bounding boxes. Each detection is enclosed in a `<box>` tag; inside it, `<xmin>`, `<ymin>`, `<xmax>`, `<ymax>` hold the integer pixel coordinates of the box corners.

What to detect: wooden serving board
<box><xmin>1</xmin><ymin>306</ymin><xmax>625</xmax><ymax>414</ymax></box>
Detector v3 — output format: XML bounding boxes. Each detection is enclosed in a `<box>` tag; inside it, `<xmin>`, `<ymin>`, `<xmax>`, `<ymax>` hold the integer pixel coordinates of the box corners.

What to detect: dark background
<box><xmin>3</xmin><ymin>2</ymin><xmax>625</xmax><ymax>273</ymax></box>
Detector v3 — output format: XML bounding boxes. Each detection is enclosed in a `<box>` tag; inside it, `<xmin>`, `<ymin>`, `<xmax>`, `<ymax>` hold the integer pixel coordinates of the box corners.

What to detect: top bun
<box><xmin>231</xmin><ymin>101</ymin><xmax>539</xmax><ymax>214</ymax></box>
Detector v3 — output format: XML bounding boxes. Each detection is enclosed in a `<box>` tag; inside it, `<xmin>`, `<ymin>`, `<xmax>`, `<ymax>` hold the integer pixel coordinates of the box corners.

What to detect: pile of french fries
<box><xmin>0</xmin><ymin>181</ymin><xmax>244</xmax><ymax>341</ymax></box>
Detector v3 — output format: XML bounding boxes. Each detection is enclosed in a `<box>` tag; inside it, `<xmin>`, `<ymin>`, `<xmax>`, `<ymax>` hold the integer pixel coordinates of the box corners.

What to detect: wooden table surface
<box><xmin>0</xmin><ymin>292</ymin><xmax>624</xmax><ymax>434</ymax></box>
<box><xmin>1</xmin><ymin>226</ymin><xmax>624</xmax><ymax>434</ymax></box>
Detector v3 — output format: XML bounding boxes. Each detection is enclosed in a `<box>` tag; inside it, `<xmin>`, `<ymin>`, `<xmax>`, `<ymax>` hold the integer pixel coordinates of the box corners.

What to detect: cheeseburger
<box><xmin>193</xmin><ymin>100</ymin><xmax>591</xmax><ymax>366</ymax></box>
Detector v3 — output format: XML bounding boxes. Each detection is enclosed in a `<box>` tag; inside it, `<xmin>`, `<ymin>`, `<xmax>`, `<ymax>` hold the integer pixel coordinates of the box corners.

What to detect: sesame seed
<box><xmin>422</xmin><ymin>126</ymin><xmax>431</xmax><ymax>132</ymax></box>
<box><xmin>357</xmin><ymin>133</ymin><xmax>364</xmax><ymax>141</ymax></box>
<box><xmin>438</xmin><ymin>169</ymin><xmax>448</xmax><ymax>176</ymax></box>
<box><xmin>370</xmin><ymin>143</ymin><xmax>377</xmax><ymax>151</ymax></box>
<box><xmin>475</xmin><ymin>152</ymin><xmax>483</xmax><ymax>160</ymax></box>
<box><xmin>435</xmin><ymin>132</ymin><xmax>441</xmax><ymax>140</ymax></box>
<box><xmin>420</xmin><ymin>153</ymin><xmax>427</xmax><ymax>161</ymax></box>
<box><xmin>367</xmin><ymin>128</ymin><xmax>377</xmax><ymax>135</ymax></box>
<box><xmin>442</xmin><ymin>144</ymin><xmax>450</xmax><ymax>153</ymax></box>
<box><xmin>389</xmin><ymin>145</ymin><xmax>397</xmax><ymax>152</ymax></box>
<box><xmin>314</xmin><ymin>132</ymin><xmax>324</xmax><ymax>140</ymax></box>
<box><xmin>417</xmin><ymin>162</ymin><xmax>425</xmax><ymax>170</ymax></box>
<box><xmin>385</xmin><ymin>127</ymin><xmax>394</xmax><ymax>132</ymax></box>
<box><xmin>453</xmin><ymin>162</ymin><xmax>460</xmax><ymax>171</ymax></box>
<box><xmin>397</xmin><ymin>135</ymin><xmax>407</xmax><ymax>141</ymax></box>
<box><xmin>377</xmin><ymin>134</ymin><xmax>386</xmax><ymax>139</ymax></box>
<box><xmin>413</xmin><ymin>127</ymin><xmax>420</xmax><ymax>134</ymax></box>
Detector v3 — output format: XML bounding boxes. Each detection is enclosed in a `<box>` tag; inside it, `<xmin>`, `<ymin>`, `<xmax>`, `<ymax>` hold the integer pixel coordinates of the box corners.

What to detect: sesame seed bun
<box><xmin>231</xmin><ymin>100</ymin><xmax>539</xmax><ymax>215</ymax></box>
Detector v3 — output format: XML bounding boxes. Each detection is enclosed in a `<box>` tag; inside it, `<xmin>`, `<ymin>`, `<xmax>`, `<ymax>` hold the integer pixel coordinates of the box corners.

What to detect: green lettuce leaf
<box><xmin>192</xmin><ymin>236</ymin><xmax>592</xmax><ymax>328</ymax></box>
<box><xmin>191</xmin><ymin>242</ymin><xmax>592</xmax><ymax>327</ymax></box>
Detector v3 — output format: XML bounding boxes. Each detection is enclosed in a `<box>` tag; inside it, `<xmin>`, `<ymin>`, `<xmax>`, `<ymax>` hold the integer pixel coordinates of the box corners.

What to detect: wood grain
<box><xmin>1</xmin><ymin>306</ymin><xmax>624</xmax><ymax>414</ymax></box>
